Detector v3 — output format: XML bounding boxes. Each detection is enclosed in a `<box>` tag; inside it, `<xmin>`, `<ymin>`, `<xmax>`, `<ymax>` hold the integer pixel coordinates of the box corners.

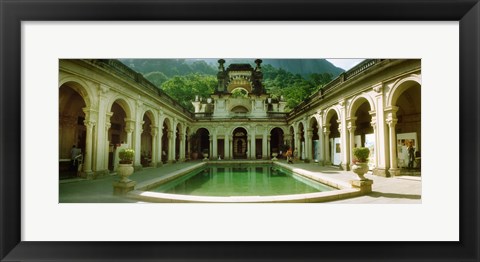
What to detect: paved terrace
<box><xmin>59</xmin><ymin>160</ymin><xmax>421</xmax><ymax>203</ymax></box>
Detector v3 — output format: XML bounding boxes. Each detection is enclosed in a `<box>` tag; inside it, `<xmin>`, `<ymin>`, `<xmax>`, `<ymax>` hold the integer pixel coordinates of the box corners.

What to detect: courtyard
<box><xmin>59</xmin><ymin>160</ymin><xmax>421</xmax><ymax>204</ymax></box>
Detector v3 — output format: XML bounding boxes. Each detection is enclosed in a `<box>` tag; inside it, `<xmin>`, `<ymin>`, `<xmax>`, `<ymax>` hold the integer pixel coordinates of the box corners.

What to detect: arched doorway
<box><xmin>175</xmin><ymin>123</ymin><xmax>181</xmax><ymax>161</ymax></box>
<box><xmin>140</xmin><ymin>111</ymin><xmax>154</xmax><ymax>167</ymax></box>
<box><xmin>197</xmin><ymin>128</ymin><xmax>210</xmax><ymax>158</ymax></box>
<box><xmin>270</xmin><ymin>127</ymin><xmax>284</xmax><ymax>158</ymax></box>
<box><xmin>232</xmin><ymin>127</ymin><xmax>248</xmax><ymax>159</ymax></box>
<box><xmin>107</xmin><ymin>100</ymin><xmax>129</xmax><ymax>171</ymax></box>
<box><xmin>161</xmin><ymin>119</ymin><xmax>171</xmax><ymax>163</ymax></box>
<box><xmin>59</xmin><ymin>83</ymin><xmax>87</xmax><ymax>178</ymax></box>
<box><xmin>393</xmin><ymin>81</ymin><xmax>421</xmax><ymax>171</ymax></box>
<box><xmin>289</xmin><ymin>126</ymin><xmax>295</xmax><ymax>152</ymax></box>
<box><xmin>309</xmin><ymin>118</ymin><xmax>320</xmax><ymax>162</ymax></box>
<box><xmin>326</xmin><ymin>110</ymin><xmax>341</xmax><ymax>166</ymax></box>
<box><xmin>351</xmin><ymin>99</ymin><xmax>374</xmax><ymax>169</ymax></box>
<box><xmin>185</xmin><ymin>127</ymin><xmax>190</xmax><ymax>159</ymax></box>
<box><xmin>298</xmin><ymin>122</ymin><xmax>305</xmax><ymax>160</ymax></box>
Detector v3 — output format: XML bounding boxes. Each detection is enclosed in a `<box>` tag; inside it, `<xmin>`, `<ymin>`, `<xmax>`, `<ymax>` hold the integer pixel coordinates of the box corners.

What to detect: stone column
<box><xmin>212</xmin><ymin>131</ymin><xmax>218</xmax><ymax>159</ymax></box>
<box><xmin>94</xmin><ymin>90</ymin><xmax>109</xmax><ymax>174</ymax></box>
<box><xmin>373</xmin><ymin>83</ymin><xmax>389</xmax><ymax>176</ymax></box>
<box><xmin>306</xmin><ymin>128</ymin><xmax>313</xmax><ymax>160</ymax></box>
<box><xmin>229</xmin><ymin>135</ymin><xmax>233</xmax><ymax>159</ymax></box>
<box><xmin>179</xmin><ymin>131</ymin><xmax>186</xmax><ymax>161</ymax></box>
<box><xmin>250</xmin><ymin>129</ymin><xmax>256</xmax><ymax>159</ymax></box>
<box><xmin>294</xmin><ymin>133</ymin><xmax>301</xmax><ymax>156</ymax></box>
<box><xmin>124</xmin><ymin>119</ymin><xmax>135</xmax><ymax>148</ymax></box>
<box><xmin>82</xmin><ymin>119</ymin><xmax>95</xmax><ymax>176</ymax></box>
<box><xmin>157</xmin><ymin>114</ymin><xmax>165</xmax><ymax>166</ymax></box>
<box><xmin>283</xmin><ymin>134</ymin><xmax>290</xmax><ymax>150</ymax></box>
<box><xmin>338</xmin><ymin>119</ymin><xmax>348</xmax><ymax>170</ymax></box>
<box><xmin>135</xmin><ymin>121</ymin><xmax>144</xmax><ymax>169</ymax></box>
<box><xmin>150</xmin><ymin>126</ymin><xmax>158</xmax><ymax>166</ymax></box>
<box><xmin>224</xmin><ymin>133</ymin><xmax>230</xmax><ymax>160</ymax></box>
<box><xmin>266</xmin><ymin>134</ymin><xmax>271</xmax><ymax>159</ymax></box>
<box><xmin>323</xmin><ymin>124</ymin><xmax>331</xmax><ymax>165</ymax></box>
<box><xmin>247</xmin><ymin>137</ymin><xmax>251</xmax><ymax>159</ymax></box>
<box><xmin>105</xmin><ymin>112</ymin><xmax>113</xmax><ymax>171</ymax></box>
<box><xmin>317</xmin><ymin>128</ymin><xmax>324</xmax><ymax>164</ymax></box>
<box><xmin>347</xmin><ymin>118</ymin><xmax>357</xmax><ymax>168</ymax></box>
<box><xmin>168</xmin><ymin>130</ymin><xmax>175</xmax><ymax>162</ymax></box>
<box><xmin>209</xmin><ymin>135</ymin><xmax>213</xmax><ymax>159</ymax></box>
<box><xmin>386</xmin><ymin>106</ymin><xmax>400</xmax><ymax>176</ymax></box>
<box><xmin>369</xmin><ymin>111</ymin><xmax>377</xmax><ymax>169</ymax></box>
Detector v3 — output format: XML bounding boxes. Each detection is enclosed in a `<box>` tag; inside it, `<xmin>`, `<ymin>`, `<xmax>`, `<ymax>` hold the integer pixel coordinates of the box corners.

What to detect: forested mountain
<box><xmin>119</xmin><ymin>59</ymin><xmax>343</xmax><ymax>111</ymax></box>
<box><xmin>200</xmin><ymin>58</ymin><xmax>344</xmax><ymax>77</ymax></box>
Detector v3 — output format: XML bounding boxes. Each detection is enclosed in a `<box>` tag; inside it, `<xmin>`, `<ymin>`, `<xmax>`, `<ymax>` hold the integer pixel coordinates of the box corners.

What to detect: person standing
<box><xmin>286</xmin><ymin>147</ymin><xmax>293</xmax><ymax>164</ymax></box>
<box><xmin>408</xmin><ymin>143</ymin><xmax>415</xmax><ymax>169</ymax></box>
<box><xmin>70</xmin><ymin>145</ymin><xmax>80</xmax><ymax>171</ymax></box>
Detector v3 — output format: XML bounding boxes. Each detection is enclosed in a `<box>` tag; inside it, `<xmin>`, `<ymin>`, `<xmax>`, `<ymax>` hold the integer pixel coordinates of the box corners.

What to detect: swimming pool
<box><xmin>149</xmin><ymin>164</ymin><xmax>335</xmax><ymax>196</ymax></box>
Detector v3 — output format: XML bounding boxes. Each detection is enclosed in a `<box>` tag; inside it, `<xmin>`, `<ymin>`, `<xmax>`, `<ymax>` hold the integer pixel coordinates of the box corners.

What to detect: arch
<box><xmin>348</xmin><ymin>94</ymin><xmax>376</xmax><ymax>118</ymax></box>
<box><xmin>58</xmin><ymin>77</ymin><xmax>93</xmax><ymax>108</ymax></box>
<box><xmin>175</xmin><ymin>123</ymin><xmax>182</xmax><ymax>161</ymax></box>
<box><xmin>308</xmin><ymin>115</ymin><xmax>320</xmax><ymax>128</ymax></box>
<box><xmin>288</xmin><ymin>125</ymin><xmax>296</xmax><ymax>151</ymax></box>
<box><xmin>229</xmin><ymin>125</ymin><xmax>250</xmax><ymax>136</ymax></box>
<box><xmin>391</xmin><ymin>78</ymin><xmax>421</xmax><ymax>169</ymax></box>
<box><xmin>297</xmin><ymin>121</ymin><xmax>305</xmax><ymax>131</ymax></box>
<box><xmin>308</xmin><ymin>115</ymin><xmax>321</xmax><ymax>162</ymax></box>
<box><xmin>231</xmin><ymin>105</ymin><xmax>249</xmax><ymax>113</ymax></box>
<box><xmin>324</xmin><ymin>106</ymin><xmax>341</xmax><ymax>125</ymax></box>
<box><xmin>140</xmin><ymin>112</ymin><xmax>154</xmax><ymax>167</ymax></box>
<box><xmin>227</xmin><ymin>77</ymin><xmax>253</xmax><ymax>93</ymax></box>
<box><xmin>230</xmin><ymin>87</ymin><xmax>250</xmax><ymax>97</ymax></box>
<box><xmin>141</xmin><ymin>109</ymin><xmax>157</xmax><ymax>127</ymax></box>
<box><xmin>269</xmin><ymin>127</ymin><xmax>285</xmax><ymax>156</ymax></box>
<box><xmin>267</xmin><ymin>125</ymin><xmax>287</xmax><ymax>134</ymax></box>
<box><xmin>386</xmin><ymin>74</ymin><xmax>421</xmax><ymax>107</ymax></box>
<box><xmin>59</xmin><ymin>84</ymin><xmax>88</xmax><ymax>176</ymax></box>
<box><xmin>232</xmin><ymin>127</ymin><xmax>248</xmax><ymax>159</ymax></box>
<box><xmin>196</xmin><ymin>127</ymin><xmax>211</xmax><ymax>156</ymax></box>
<box><xmin>107</xmin><ymin>96</ymin><xmax>133</xmax><ymax>120</ymax></box>
<box><xmin>161</xmin><ymin>117</ymin><xmax>172</xmax><ymax>130</ymax></box>
<box><xmin>192</xmin><ymin>126</ymin><xmax>213</xmax><ymax>135</ymax></box>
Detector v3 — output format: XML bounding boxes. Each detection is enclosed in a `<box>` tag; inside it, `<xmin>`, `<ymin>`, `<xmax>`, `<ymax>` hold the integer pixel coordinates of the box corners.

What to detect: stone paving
<box><xmin>59</xmin><ymin>160</ymin><xmax>421</xmax><ymax>203</ymax></box>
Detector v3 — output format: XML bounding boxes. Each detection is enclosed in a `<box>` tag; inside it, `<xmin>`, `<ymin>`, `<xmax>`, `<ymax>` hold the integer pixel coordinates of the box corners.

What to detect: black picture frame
<box><xmin>1</xmin><ymin>0</ymin><xmax>479</xmax><ymax>261</ymax></box>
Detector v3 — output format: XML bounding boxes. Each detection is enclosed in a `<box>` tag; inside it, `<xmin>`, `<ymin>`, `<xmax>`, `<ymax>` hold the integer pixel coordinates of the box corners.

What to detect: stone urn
<box><xmin>271</xmin><ymin>152</ymin><xmax>278</xmax><ymax>161</ymax></box>
<box><xmin>203</xmin><ymin>153</ymin><xmax>209</xmax><ymax>161</ymax></box>
<box><xmin>117</xmin><ymin>163</ymin><xmax>134</xmax><ymax>183</ymax></box>
<box><xmin>351</xmin><ymin>162</ymin><xmax>369</xmax><ymax>180</ymax></box>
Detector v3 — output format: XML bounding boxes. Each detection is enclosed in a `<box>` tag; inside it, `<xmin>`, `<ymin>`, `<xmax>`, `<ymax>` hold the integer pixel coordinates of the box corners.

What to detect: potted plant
<box><xmin>117</xmin><ymin>148</ymin><xmax>135</xmax><ymax>182</ymax></box>
<box><xmin>202</xmin><ymin>148</ymin><xmax>209</xmax><ymax>161</ymax></box>
<box><xmin>351</xmin><ymin>147</ymin><xmax>370</xmax><ymax>180</ymax></box>
<box><xmin>271</xmin><ymin>147</ymin><xmax>278</xmax><ymax>161</ymax></box>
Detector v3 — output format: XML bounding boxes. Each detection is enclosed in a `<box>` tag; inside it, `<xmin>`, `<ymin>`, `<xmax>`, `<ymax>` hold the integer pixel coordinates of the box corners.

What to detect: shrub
<box><xmin>353</xmin><ymin>147</ymin><xmax>370</xmax><ymax>163</ymax></box>
<box><xmin>119</xmin><ymin>148</ymin><xmax>135</xmax><ymax>164</ymax></box>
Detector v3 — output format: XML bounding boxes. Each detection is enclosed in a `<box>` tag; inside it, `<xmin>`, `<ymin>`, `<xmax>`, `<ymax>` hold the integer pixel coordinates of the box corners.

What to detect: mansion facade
<box><xmin>59</xmin><ymin>59</ymin><xmax>421</xmax><ymax>178</ymax></box>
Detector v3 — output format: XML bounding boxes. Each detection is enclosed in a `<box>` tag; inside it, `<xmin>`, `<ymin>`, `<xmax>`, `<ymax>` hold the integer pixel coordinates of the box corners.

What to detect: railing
<box><xmin>93</xmin><ymin>59</ymin><xmax>195</xmax><ymax>118</ymax></box>
<box><xmin>344</xmin><ymin>59</ymin><xmax>383</xmax><ymax>80</ymax></box>
<box><xmin>194</xmin><ymin>112</ymin><xmax>213</xmax><ymax>118</ymax></box>
<box><xmin>287</xmin><ymin>59</ymin><xmax>387</xmax><ymax>120</ymax></box>
<box><xmin>267</xmin><ymin>112</ymin><xmax>288</xmax><ymax>119</ymax></box>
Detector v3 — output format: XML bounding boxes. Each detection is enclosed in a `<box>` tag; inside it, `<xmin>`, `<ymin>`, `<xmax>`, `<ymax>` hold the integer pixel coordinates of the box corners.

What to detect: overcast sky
<box><xmin>326</xmin><ymin>59</ymin><xmax>365</xmax><ymax>71</ymax></box>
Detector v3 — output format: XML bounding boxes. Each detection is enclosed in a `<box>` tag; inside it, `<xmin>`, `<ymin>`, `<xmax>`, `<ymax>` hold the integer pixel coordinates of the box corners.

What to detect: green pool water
<box><xmin>150</xmin><ymin>164</ymin><xmax>335</xmax><ymax>196</ymax></box>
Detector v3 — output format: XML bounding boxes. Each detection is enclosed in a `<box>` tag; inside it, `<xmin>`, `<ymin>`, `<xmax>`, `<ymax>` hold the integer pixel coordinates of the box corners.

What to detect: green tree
<box><xmin>144</xmin><ymin>71</ymin><xmax>169</xmax><ymax>87</ymax></box>
<box><xmin>161</xmin><ymin>74</ymin><xmax>216</xmax><ymax>111</ymax></box>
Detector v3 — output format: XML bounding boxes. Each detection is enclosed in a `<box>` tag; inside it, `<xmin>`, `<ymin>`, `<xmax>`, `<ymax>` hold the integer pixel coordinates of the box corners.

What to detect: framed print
<box><xmin>1</xmin><ymin>0</ymin><xmax>479</xmax><ymax>261</ymax></box>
